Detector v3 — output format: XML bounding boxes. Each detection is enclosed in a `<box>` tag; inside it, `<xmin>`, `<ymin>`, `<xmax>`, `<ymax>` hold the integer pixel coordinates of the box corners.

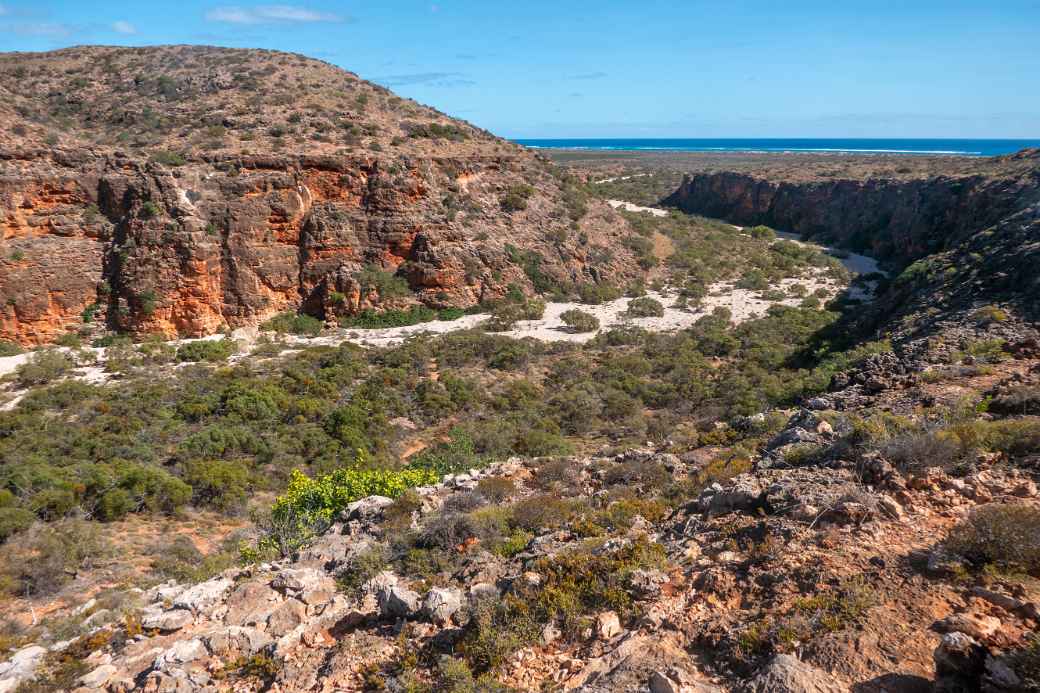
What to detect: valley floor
<box><xmin>0</xmin><ymin>218</ymin><xmax>877</xmax><ymax>408</ymax></box>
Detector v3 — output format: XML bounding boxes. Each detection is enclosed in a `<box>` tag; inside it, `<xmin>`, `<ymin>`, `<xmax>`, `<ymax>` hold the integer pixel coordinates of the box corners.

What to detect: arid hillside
<box><xmin>0</xmin><ymin>46</ymin><xmax>641</xmax><ymax>345</ymax></box>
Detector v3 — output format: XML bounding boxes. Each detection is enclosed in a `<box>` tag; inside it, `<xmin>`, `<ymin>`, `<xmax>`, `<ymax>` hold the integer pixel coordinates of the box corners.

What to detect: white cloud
<box><xmin>205</xmin><ymin>5</ymin><xmax>344</xmax><ymax>24</ymax></box>
<box><xmin>112</xmin><ymin>20</ymin><xmax>137</xmax><ymax>34</ymax></box>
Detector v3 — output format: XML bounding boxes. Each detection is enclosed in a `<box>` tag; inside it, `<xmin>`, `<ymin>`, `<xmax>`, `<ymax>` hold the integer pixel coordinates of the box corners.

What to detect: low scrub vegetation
<box><xmin>458</xmin><ymin>537</ymin><xmax>666</xmax><ymax>672</ymax></box>
<box><xmin>176</xmin><ymin>338</ymin><xmax>235</xmax><ymax>363</ymax></box>
<box><xmin>261</xmin><ymin>312</ymin><xmax>324</xmax><ymax>336</ymax></box>
<box><xmin>944</xmin><ymin>503</ymin><xmax>1040</xmax><ymax>573</ymax></box>
<box><xmin>0</xmin><ymin>287</ymin><xmax>913</xmax><ymax>568</ymax></box>
<box><xmin>560</xmin><ymin>309</ymin><xmax>599</xmax><ymax>333</ymax></box>
<box><xmin>340</xmin><ymin>306</ymin><xmax>466</xmax><ymax>329</ymax></box>
<box><xmin>626</xmin><ymin>296</ymin><xmax>665</xmax><ymax>318</ymax></box>
<box><xmin>15</xmin><ymin>350</ymin><xmax>74</xmax><ymax>388</ymax></box>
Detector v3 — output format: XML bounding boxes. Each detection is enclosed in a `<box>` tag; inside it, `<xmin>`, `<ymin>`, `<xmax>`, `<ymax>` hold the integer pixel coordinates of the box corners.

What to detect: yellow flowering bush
<box><xmin>272</xmin><ymin>467</ymin><xmax>440</xmax><ymax>524</ymax></box>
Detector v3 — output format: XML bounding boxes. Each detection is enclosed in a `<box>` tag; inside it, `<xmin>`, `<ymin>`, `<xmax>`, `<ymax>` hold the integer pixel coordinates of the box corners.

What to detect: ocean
<box><xmin>512</xmin><ymin>138</ymin><xmax>1040</xmax><ymax>157</ymax></box>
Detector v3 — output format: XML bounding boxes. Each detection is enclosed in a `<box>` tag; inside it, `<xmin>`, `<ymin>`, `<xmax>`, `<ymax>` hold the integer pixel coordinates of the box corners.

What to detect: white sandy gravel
<box><xmin>606</xmin><ymin>199</ymin><xmax>668</xmax><ymax>217</ymax></box>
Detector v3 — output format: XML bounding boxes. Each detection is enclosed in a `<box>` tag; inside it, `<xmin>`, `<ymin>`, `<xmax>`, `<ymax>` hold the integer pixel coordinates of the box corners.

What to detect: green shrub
<box><xmin>748</xmin><ymin>225</ymin><xmax>777</xmax><ymax>240</ymax></box>
<box><xmin>139</xmin><ymin>290</ymin><xmax>158</xmax><ymax>316</ymax></box>
<box><xmin>476</xmin><ymin>476</ymin><xmax>515</xmax><ymax>503</ymax></box>
<box><xmin>176</xmin><ymin>338</ymin><xmax>235</xmax><ymax>363</ymax></box>
<box><xmin>15</xmin><ymin>350</ymin><xmax>74</xmax><ymax>388</ymax></box>
<box><xmin>271</xmin><ymin>466</ymin><xmax>439</xmax><ymax>528</ymax></box>
<box><xmin>944</xmin><ymin>503</ymin><xmax>1040</xmax><ymax>572</ymax></box>
<box><xmin>559</xmin><ymin>309</ymin><xmax>599</xmax><ymax>333</ymax></box>
<box><xmin>577</xmin><ymin>282</ymin><xmax>622</xmax><ymax>305</ymax></box>
<box><xmin>356</xmin><ymin>265</ymin><xmax>410</xmax><ymax>298</ymax></box>
<box><xmin>151</xmin><ymin>534</ymin><xmax>238</xmax><ymax>583</ymax></box>
<box><xmin>972</xmin><ymin>305</ymin><xmax>1009</xmax><ymax>325</ymax></box>
<box><xmin>500</xmin><ymin>184</ymin><xmax>534</xmax><ymax>213</ymax></box>
<box><xmin>335</xmin><ymin>545</ymin><xmax>390</xmax><ymax>597</ymax></box>
<box><xmin>739</xmin><ymin>577</ymin><xmax>876</xmax><ymax>657</ymax></box>
<box><xmin>0</xmin><ymin>341</ymin><xmax>23</xmax><ymax>357</ymax></box>
<box><xmin>405</xmin><ymin>122</ymin><xmax>469</xmax><ymax>141</ymax></box>
<box><xmin>0</xmin><ymin>519</ymin><xmax>107</xmax><ymax>596</ymax></box>
<box><xmin>183</xmin><ymin>459</ymin><xmax>251</xmax><ymax>513</ymax></box>
<box><xmin>952</xmin><ymin>339</ymin><xmax>1008</xmax><ymax>364</ymax></box>
<box><xmin>150</xmin><ymin>150</ymin><xmax>187</xmax><ymax>166</ymax></box>
<box><xmin>54</xmin><ymin>332</ymin><xmax>83</xmax><ymax>348</ymax></box>
<box><xmin>881</xmin><ymin>429</ymin><xmax>965</xmax><ymax>476</ymax></box>
<box><xmin>503</xmin><ymin>245</ymin><xmax>561</xmax><ymax>295</ymax></box>
<box><xmin>0</xmin><ymin>507</ymin><xmax>35</xmax><ymax>542</ymax></box>
<box><xmin>340</xmin><ymin>306</ymin><xmax>438</xmax><ymax>328</ymax></box>
<box><xmin>509</xmin><ymin>494</ymin><xmax>573</xmax><ymax>532</ymax></box>
<box><xmin>261</xmin><ymin>312</ymin><xmax>324</xmax><ymax>336</ymax></box>
<box><xmin>484</xmin><ymin>298</ymin><xmax>544</xmax><ymax>331</ymax></box>
<box><xmin>408</xmin><ymin>432</ymin><xmax>483</xmax><ymax>476</ymax></box>
<box><xmin>626</xmin><ymin>296</ymin><xmax>664</xmax><ymax>318</ymax></box>
<box><xmin>458</xmin><ymin>537</ymin><xmax>665</xmax><ymax>672</ymax></box>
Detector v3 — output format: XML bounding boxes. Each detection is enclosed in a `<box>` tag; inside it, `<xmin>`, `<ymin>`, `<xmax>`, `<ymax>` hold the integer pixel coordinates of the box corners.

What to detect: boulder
<box><xmin>173</xmin><ymin>577</ymin><xmax>234</xmax><ymax>613</ymax></box>
<box><xmin>927</xmin><ymin>549</ymin><xmax>968</xmax><ymax>576</ymax></box>
<box><xmin>935</xmin><ymin>613</ymin><xmax>1002</xmax><ymax>641</ymax></box>
<box><xmin>629</xmin><ymin>569</ymin><xmax>669</xmax><ymax>599</ymax></box>
<box><xmin>649</xmin><ymin>671</ymin><xmax>681</xmax><ymax>693</ymax></box>
<box><xmin>701</xmin><ymin>475</ymin><xmax>765</xmax><ymax>516</ymax></box>
<box><xmin>203</xmin><ymin>626</ymin><xmax>272</xmax><ymax>657</ymax></box>
<box><xmin>142</xmin><ymin>608</ymin><xmax>194</xmax><ymax>633</ymax></box>
<box><xmin>595</xmin><ymin>610</ymin><xmax>622</xmax><ymax>640</ymax></box>
<box><xmin>153</xmin><ymin>639</ymin><xmax>207</xmax><ymax>670</ymax></box>
<box><xmin>805</xmin><ymin>397</ymin><xmax>831</xmax><ymax>411</ymax></box>
<box><xmin>422</xmin><ymin>587</ymin><xmax>463</xmax><ymax>625</ymax></box>
<box><xmin>344</xmin><ymin>495</ymin><xmax>394</xmax><ymax>521</ymax></box>
<box><xmin>541</xmin><ymin>622</ymin><xmax>561</xmax><ymax>646</ymax></box>
<box><xmin>78</xmin><ymin>663</ymin><xmax>118</xmax><ymax>689</ymax></box>
<box><xmin>272</xmin><ymin>568</ymin><xmax>326</xmax><ymax>593</ymax></box>
<box><xmin>877</xmin><ymin>495</ymin><xmax>904</xmax><ymax>520</ymax></box>
<box><xmin>266</xmin><ymin>599</ymin><xmax>308</xmax><ymax>636</ymax></box>
<box><xmin>982</xmin><ymin>655</ymin><xmax>1022</xmax><ymax>691</ymax></box>
<box><xmin>468</xmin><ymin>581</ymin><xmax>501</xmax><ymax>601</ymax></box>
<box><xmin>362</xmin><ymin>570</ymin><xmax>399</xmax><ymax>596</ymax></box>
<box><xmin>1013</xmin><ymin>479</ymin><xmax>1039</xmax><ymax>497</ymax></box>
<box><xmin>745</xmin><ymin>654</ymin><xmax>844</xmax><ymax>693</ymax></box>
<box><xmin>0</xmin><ymin>645</ymin><xmax>47</xmax><ymax>692</ymax></box>
<box><xmin>378</xmin><ymin>583</ymin><xmax>420</xmax><ymax>619</ymax></box>
<box><xmin>271</xmin><ymin>568</ymin><xmax>336</xmax><ymax>604</ymax></box>
<box><xmin>934</xmin><ymin>632</ymin><xmax>987</xmax><ymax>681</ymax></box>
<box><xmin>224</xmin><ymin>581</ymin><xmax>282</xmax><ymax>627</ymax></box>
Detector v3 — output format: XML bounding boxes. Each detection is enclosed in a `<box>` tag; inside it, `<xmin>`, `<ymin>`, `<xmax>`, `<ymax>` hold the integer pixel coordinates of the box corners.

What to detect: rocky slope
<box><xmin>0</xmin><ymin>46</ymin><xmax>640</xmax><ymax>345</ymax></box>
<box><xmin>662</xmin><ymin>149</ymin><xmax>1040</xmax><ymax>264</ymax></box>
<box><xmin>10</xmin><ymin>372</ymin><xmax>1039</xmax><ymax>692</ymax></box>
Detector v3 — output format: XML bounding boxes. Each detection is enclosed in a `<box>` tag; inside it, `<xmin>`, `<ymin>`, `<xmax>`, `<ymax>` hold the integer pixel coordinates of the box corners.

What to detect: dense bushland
<box><xmin>0</xmin><ymin>298</ymin><xmax>889</xmax><ymax>547</ymax></box>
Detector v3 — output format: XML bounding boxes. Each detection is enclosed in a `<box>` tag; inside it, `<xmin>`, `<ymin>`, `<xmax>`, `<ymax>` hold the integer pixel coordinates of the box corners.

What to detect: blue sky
<box><xmin>2</xmin><ymin>1</ymin><xmax>1038</xmax><ymax>139</ymax></box>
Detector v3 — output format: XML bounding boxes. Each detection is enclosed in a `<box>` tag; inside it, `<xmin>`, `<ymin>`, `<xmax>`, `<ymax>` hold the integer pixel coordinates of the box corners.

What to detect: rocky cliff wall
<box><xmin>0</xmin><ymin>150</ymin><xmax>638</xmax><ymax>345</ymax></box>
<box><xmin>663</xmin><ymin>160</ymin><xmax>1040</xmax><ymax>264</ymax></box>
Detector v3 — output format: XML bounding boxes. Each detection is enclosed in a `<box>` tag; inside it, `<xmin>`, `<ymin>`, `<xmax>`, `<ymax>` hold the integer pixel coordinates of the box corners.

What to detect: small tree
<box><xmin>560</xmin><ymin>309</ymin><xmax>599</xmax><ymax>333</ymax></box>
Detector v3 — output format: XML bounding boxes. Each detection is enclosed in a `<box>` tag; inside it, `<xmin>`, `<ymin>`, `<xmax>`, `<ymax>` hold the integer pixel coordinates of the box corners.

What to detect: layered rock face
<box><xmin>0</xmin><ymin>46</ymin><xmax>640</xmax><ymax>345</ymax></box>
<box><xmin>663</xmin><ymin>150</ymin><xmax>1040</xmax><ymax>263</ymax></box>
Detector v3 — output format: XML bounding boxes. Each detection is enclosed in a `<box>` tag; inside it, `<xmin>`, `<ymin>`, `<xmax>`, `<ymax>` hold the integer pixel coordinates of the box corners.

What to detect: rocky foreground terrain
<box><xmin>0</xmin><ymin>46</ymin><xmax>640</xmax><ymax>345</ymax></box>
<box><xmin>6</xmin><ymin>334</ymin><xmax>1040</xmax><ymax>692</ymax></box>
